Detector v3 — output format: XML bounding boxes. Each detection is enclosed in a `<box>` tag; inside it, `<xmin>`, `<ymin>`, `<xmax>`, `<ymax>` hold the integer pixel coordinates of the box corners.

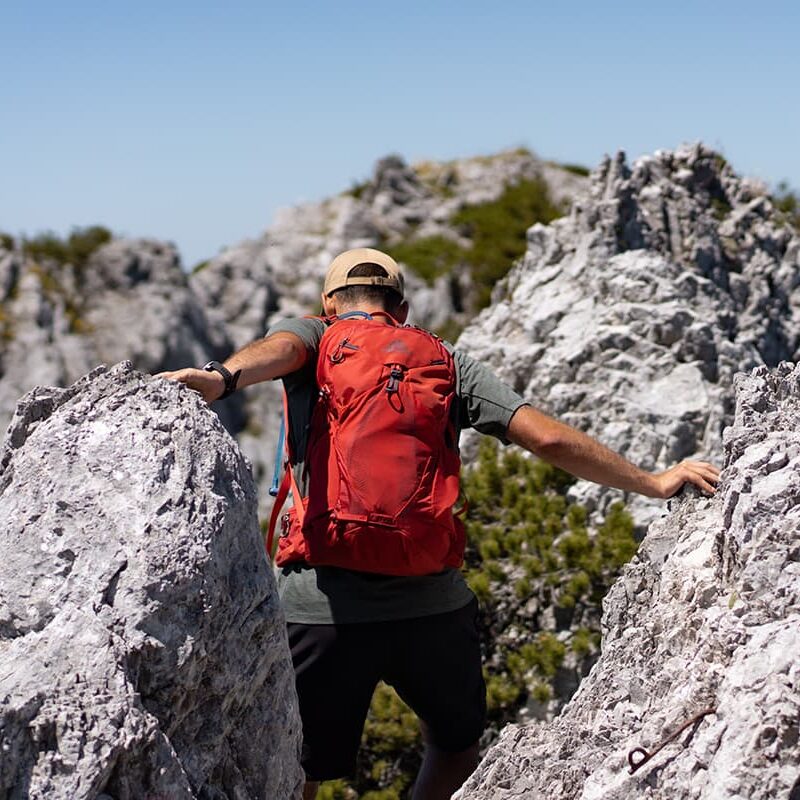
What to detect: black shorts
<box><xmin>287</xmin><ymin>598</ymin><xmax>486</xmax><ymax>781</ymax></box>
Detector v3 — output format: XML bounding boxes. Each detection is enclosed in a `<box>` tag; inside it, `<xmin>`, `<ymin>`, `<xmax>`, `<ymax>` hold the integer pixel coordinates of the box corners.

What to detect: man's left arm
<box><xmin>507</xmin><ymin>405</ymin><xmax>719</xmax><ymax>499</ymax></box>
<box><xmin>157</xmin><ymin>332</ymin><xmax>308</xmax><ymax>404</ymax></box>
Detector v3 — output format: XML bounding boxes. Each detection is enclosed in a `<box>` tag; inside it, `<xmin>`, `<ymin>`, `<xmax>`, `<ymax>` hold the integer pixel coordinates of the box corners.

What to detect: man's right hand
<box><xmin>157</xmin><ymin>368</ymin><xmax>224</xmax><ymax>404</ymax></box>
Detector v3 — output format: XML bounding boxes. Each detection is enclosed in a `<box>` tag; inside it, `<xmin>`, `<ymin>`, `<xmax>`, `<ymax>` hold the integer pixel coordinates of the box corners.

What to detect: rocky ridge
<box><xmin>0</xmin><ymin>150</ymin><xmax>584</xmax><ymax>513</ymax></box>
<box><xmin>191</xmin><ymin>149</ymin><xmax>587</xmax><ymax>341</ymax></box>
<box><xmin>458</xmin><ymin>143</ymin><xmax>800</xmax><ymax>527</ymax></box>
<box><xmin>0</xmin><ymin>362</ymin><xmax>302</xmax><ymax>799</ymax></box>
<box><xmin>457</xmin><ymin>360</ymin><xmax>800</xmax><ymax>800</ymax></box>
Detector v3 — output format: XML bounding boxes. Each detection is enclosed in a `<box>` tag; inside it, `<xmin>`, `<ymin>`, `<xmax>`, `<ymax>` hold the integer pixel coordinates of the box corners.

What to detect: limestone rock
<box><xmin>456</xmin><ymin>361</ymin><xmax>800</xmax><ymax>800</ymax></box>
<box><xmin>190</xmin><ymin>241</ymin><xmax>280</xmax><ymax>352</ymax></box>
<box><xmin>0</xmin><ymin>239</ymin><xmax>243</xmax><ymax>439</ymax></box>
<box><xmin>0</xmin><ymin>362</ymin><xmax>302</xmax><ymax>799</ymax></box>
<box><xmin>457</xmin><ymin>143</ymin><xmax>800</xmax><ymax>527</ymax></box>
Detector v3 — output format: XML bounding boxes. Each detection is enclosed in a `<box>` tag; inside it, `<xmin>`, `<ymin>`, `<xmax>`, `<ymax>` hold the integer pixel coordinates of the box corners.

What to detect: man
<box><xmin>161</xmin><ymin>248</ymin><xmax>719</xmax><ymax>800</ymax></box>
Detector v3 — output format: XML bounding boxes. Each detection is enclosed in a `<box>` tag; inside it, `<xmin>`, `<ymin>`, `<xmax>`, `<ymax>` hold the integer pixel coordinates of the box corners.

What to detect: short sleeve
<box><xmin>455</xmin><ymin>350</ymin><xmax>528</xmax><ymax>443</ymax></box>
<box><xmin>267</xmin><ymin>317</ymin><xmax>327</xmax><ymax>354</ymax></box>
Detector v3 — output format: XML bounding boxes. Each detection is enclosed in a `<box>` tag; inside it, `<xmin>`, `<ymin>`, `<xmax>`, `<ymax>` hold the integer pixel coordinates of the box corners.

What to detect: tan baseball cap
<box><xmin>323</xmin><ymin>248</ymin><xmax>405</xmax><ymax>298</ymax></box>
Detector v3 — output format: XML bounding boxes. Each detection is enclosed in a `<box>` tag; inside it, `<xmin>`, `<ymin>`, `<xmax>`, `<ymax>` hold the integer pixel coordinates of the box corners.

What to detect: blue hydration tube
<box><xmin>269</xmin><ymin>412</ymin><xmax>286</xmax><ymax>497</ymax></box>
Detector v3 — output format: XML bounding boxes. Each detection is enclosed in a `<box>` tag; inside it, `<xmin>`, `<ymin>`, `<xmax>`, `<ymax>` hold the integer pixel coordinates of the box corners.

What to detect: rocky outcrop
<box><xmin>458</xmin><ymin>143</ymin><xmax>800</xmax><ymax>527</ymax></box>
<box><xmin>457</xmin><ymin>360</ymin><xmax>800</xmax><ymax>800</ymax></box>
<box><xmin>189</xmin><ymin>149</ymin><xmax>587</xmax><ymax>341</ymax></box>
<box><xmin>0</xmin><ymin>363</ymin><xmax>302</xmax><ymax>799</ymax></box>
<box><xmin>0</xmin><ymin>239</ymin><xmax>242</xmax><ymax>440</ymax></box>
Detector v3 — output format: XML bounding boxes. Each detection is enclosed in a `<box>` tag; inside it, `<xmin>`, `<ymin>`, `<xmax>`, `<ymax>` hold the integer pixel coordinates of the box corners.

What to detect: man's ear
<box><xmin>395</xmin><ymin>300</ymin><xmax>409</xmax><ymax>324</ymax></box>
<box><xmin>321</xmin><ymin>292</ymin><xmax>336</xmax><ymax>317</ymax></box>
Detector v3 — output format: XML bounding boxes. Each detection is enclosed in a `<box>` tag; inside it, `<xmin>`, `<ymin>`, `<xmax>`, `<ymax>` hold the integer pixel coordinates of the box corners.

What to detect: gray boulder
<box><xmin>0</xmin><ymin>362</ymin><xmax>302</xmax><ymax>799</ymax></box>
<box><xmin>457</xmin><ymin>360</ymin><xmax>800</xmax><ymax>800</ymax></box>
<box><xmin>457</xmin><ymin>143</ymin><xmax>800</xmax><ymax>527</ymax></box>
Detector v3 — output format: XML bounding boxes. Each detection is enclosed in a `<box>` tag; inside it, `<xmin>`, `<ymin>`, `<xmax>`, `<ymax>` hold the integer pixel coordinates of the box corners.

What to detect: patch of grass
<box><xmin>385</xmin><ymin>235</ymin><xmax>466</xmax><ymax>286</ymax></box>
<box><xmin>711</xmin><ymin>196</ymin><xmax>732</xmax><ymax>220</ymax></box>
<box><xmin>561</xmin><ymin>163</ymin><xmax>590</xmax><ymax>177</ymax></box>
<box><xmin>773</xmin><ymin>181</ymin><xmax>800</xmax><ymax>229</ymax></box>
<box><xmin>23</xmin><ymin>225</ymin><xmax>112</xmax><ymax>271</ymax></box>
<box><xmin>453</xmin><ymin>177</ymin><xmax>565</xmax><ymax>308</ymax></box>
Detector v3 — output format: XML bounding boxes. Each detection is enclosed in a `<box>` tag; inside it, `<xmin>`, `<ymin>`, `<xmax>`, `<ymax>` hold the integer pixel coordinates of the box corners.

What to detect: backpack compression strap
<box><xmin>265</xmin><ymin>390</ymin><xmax>305</xmax><ymax>557</ymax></box>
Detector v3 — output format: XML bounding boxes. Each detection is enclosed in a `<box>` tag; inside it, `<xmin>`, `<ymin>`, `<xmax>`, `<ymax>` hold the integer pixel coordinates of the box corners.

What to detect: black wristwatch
<box><xmin>203</xmin><ymin>360</ymin><xmax>241</xmax><ymax>400</ymax></box>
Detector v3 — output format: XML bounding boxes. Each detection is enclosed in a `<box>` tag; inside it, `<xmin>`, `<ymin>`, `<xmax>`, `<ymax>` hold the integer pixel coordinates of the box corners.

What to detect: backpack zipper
<box><xmin>329</xmin><ymin>338</ymin><xmax>360</xmax><ymax>364</ymax></box>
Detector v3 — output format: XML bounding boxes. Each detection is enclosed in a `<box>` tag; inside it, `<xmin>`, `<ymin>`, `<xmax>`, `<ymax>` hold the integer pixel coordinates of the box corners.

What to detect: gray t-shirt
<box><xmin>268</xmin><ymin>316</ymin><xmax>527</xmax><ymax>624</ymax></box>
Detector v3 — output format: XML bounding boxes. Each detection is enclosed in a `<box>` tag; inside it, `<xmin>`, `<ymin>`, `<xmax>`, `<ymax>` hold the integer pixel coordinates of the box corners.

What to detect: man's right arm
<box><xmin>157</xmin><ymin>332</ymin><xmax>309</xmax><ymax>403</ymax></box>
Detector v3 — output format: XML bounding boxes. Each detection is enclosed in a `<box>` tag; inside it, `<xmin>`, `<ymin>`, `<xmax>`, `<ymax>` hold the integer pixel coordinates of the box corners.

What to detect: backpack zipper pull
<box><xmin>386</xmin><ymin>366</ymin><xmax>404</xmax><ymax>394</ymax></box>
<box><xmin>329</xmin><ymin>337</ymin><xmax>359</xmax><ymax>364</ymax></box>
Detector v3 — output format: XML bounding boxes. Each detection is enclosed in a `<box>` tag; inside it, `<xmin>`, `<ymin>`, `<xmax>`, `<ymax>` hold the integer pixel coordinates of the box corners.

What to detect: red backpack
<box><xmin>266</xmin><ymin>313</ymin><xmax>465</xmax><ymax>576</ymax></box>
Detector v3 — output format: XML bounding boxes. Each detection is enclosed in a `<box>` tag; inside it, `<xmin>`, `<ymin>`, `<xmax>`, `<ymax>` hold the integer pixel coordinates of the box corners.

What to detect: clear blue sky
<box><xmin>2</xmin><ymin>0</ymin><xmax>798</xmax><ymax>268</ymax></box>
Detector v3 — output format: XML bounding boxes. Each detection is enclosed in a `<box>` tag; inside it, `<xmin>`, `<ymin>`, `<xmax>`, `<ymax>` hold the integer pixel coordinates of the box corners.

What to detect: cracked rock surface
<box><xmin>0</xmin><ymin>362</ymin><xmax>302</xmax><ymax>799</ymax></box>
<box><xmin>458</xmin><ymin>143</ymin><xmax>800</xmax><ymax>528</ymax></box>
<box><xmin>456</xmin><ymin>361</ymin><xmax>800</xmax><ymax>800</ymax></box>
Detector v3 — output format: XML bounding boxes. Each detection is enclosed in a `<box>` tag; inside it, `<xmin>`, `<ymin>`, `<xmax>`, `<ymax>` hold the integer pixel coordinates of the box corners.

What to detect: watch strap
<box><xmin>203</xmin><ymin>360</ymin><xmax>241</xmax><ymax>400</ymax></box>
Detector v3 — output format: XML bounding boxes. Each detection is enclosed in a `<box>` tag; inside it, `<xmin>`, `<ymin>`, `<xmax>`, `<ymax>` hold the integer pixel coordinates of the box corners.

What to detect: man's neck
<box><xmin>338</xmin><ymin>305</ymin><xmax>393</xmax><ymax>320</ymax></box>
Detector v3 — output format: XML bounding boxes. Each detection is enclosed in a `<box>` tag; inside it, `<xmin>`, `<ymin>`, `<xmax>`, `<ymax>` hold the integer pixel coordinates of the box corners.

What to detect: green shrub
<box><xmin>514</xmin><ymin>576</ymin><xmax>531</xmax><ymax>599</ymax></box>
<box><xmin>460</xmin><ymin>439</ymin><xmax>636</xmax><ymax>727</ymax></box>
<box><xmin>466</xmin><ymin>569</ymin><xmax>491</xmax><ymax>602</ymax></box>
<box><xmin>452</xmin><ymin>177</ymin><xmax>564</xmax><ymax>308</ymax></box>
<box><xmin>346</xmin><ymin>180</ymin><xmax>369</xmax><ymax>199</ymax></box>
<box><xmin>571</xmin><ymin>627</ymin><xmax>594</xmax><ymax>657</ymax></box>
<box><xmin>529</xmin><ymin>633</ymin><xmax>566</xmax><ymax>677</ymax></box>
<box><xmin>385</xmin><ymin>235</ymin><xmax>465</xmax><ymax>285</ymax></box>
<box><xmin>0</xmin><ymin>232</ymin><xmax>14</xmax><ymax>250</ymax></box>
<box><xmin>711</xmin><ymin>196</ymin><xmax>732</xmax><ymax>220</ymax></box>
<box><xmin>317</xmin><ymin>780</ymin><xmax>356</xmax><ymax>800</ymax></box>
<box><xmin>23</xmin><ymin>225</ymin><xmax>111</xmax><ymax>271</ymax></box>
<box><xmin>486</xmin><ymin>672</ymin><xmax>521</xmax><ymax>711</ymax></box>
<box><xmin>531</xmin><ymin>681</ymin><xmax>553</xmax><ymax>703</ymax></box>
<box><xmin>387</xmin><ymin>175</ymin><xmax>566</xmax><ymax>311</ymax></box>
<box><xmin>773</xmin><ymin>181</ymin><xmax>800</xmax><ymax>229</ymax></box>
<box><xmin>561</xmin><ymin>163</ymin><xmax>590</xmax><ymax>177</ymax></box>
